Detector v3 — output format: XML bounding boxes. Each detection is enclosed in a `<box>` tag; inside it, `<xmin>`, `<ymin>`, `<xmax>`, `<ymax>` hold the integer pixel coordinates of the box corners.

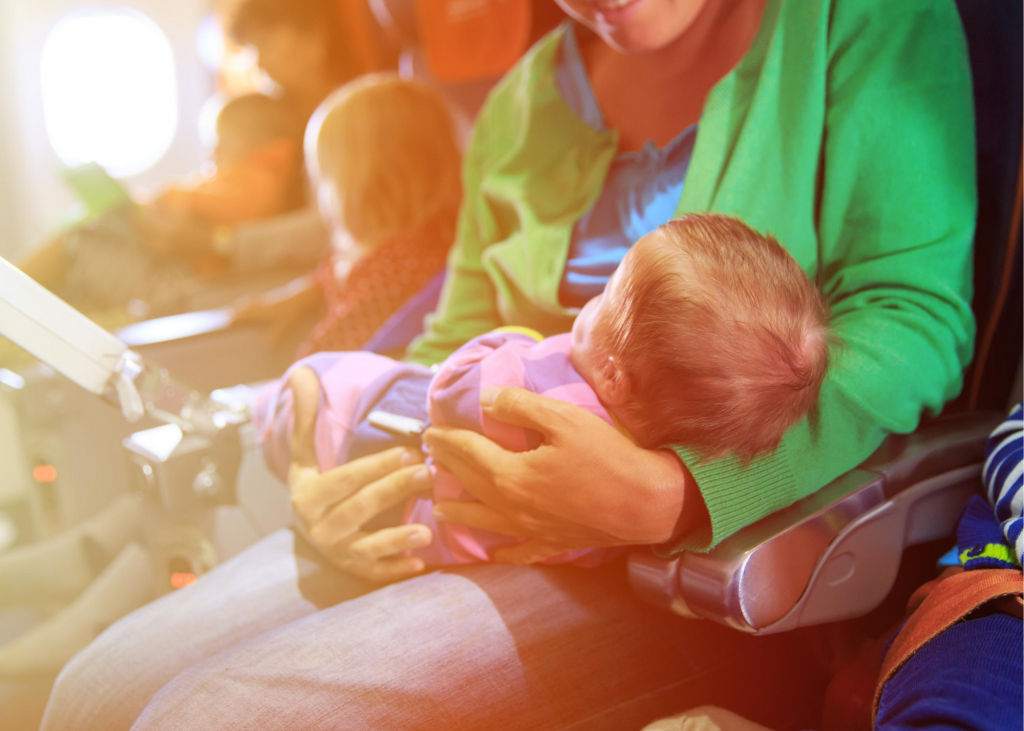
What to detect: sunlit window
<box><xmin>41</xmin><ymin>9</ymin><xmax>177</xmax><ymax>177</ymax></box>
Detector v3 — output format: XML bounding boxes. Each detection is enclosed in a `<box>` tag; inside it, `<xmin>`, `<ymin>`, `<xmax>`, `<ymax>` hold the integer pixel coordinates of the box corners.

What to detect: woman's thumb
<box><xmin>288</xmin><ymin>367</ymin><xmax>320</xmax><ymax>469</ymax></box>
<box><xmin>481</xmin><ymin>387</ymin><xmax>566</xmax><ymax>437</ymax></box>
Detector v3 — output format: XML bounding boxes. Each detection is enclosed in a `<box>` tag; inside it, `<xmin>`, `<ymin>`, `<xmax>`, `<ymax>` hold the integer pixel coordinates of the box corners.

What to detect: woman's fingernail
<box><xmin>433</xmin><ymin>506</ymin><xmax>448</xmax><ymax>522</ymax></box>
<box><xmin>407</xmin><ymin>531</ymin><xmax>429</xmax><ymax>547</ymax></box>
<box><xmin>410</xmin><ymin>559</ymin><xmax>425</xmax><ymax>572</ymax></box>
<box><xmin>480</xmin><ymin>387</ymin><xmax>500</xmax><ymax>407</ymax></box>
<box><xmin>412</xmin><ymin>466</ymin><xmax>432</xmax><ymax>488</ymax></box>
<box><xmin>400</xmin><ymin>449</ymin><xmax>420</xmax><ymax>466</ymax></box>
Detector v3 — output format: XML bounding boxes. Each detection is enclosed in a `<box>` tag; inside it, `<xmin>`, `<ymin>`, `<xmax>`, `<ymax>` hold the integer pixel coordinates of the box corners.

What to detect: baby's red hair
<box><xmin>608</xmin><ymin>215</ymin><xmax>835</xmax><ymax>460</ymax></box>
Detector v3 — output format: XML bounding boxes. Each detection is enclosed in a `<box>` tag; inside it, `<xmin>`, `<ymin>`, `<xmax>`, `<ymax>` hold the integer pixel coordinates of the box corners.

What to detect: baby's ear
<box><xmin>595</xmin><ymin>356</ymin><xmax>630</xmax><ymax>406</ymax></box>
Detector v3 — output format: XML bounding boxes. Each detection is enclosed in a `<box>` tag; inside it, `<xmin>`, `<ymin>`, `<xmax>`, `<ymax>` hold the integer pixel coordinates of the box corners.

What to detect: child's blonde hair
<box><xmin>306</xmin><ymin>73</ymin><xmax>462</xmax><ymax>247</ymax></box>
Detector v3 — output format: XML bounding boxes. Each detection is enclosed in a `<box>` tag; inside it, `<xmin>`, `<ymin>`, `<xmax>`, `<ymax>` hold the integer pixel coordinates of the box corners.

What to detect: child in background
<box><xmin>153</xmin><ymin>92</ymin><xmax>305</xmax><ymax>229</ymax></box>
<box><xmin>255</xmin><ymin>214</ymin><xmax>836</xmax><ymax>567</ymax></box>
<box><xmin>231</xmin><ymin>73</ymin><xmax>462</xmax><ymax>356</ymax></box>
<box><xmin>16</xmin><ymin>93</ymin><xmax>305</xmax><ymax>314</ymax></box>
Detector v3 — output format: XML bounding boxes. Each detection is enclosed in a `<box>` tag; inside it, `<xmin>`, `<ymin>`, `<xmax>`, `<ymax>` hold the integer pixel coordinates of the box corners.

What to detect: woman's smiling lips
<box><xmin>592</xmin><ymin>0</ymin><xmax>646</xmax><ymax>24</ymax></box>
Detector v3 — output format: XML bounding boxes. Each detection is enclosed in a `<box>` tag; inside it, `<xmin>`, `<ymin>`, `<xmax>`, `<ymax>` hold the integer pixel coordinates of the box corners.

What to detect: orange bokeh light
<box><xmin>33</xmin><ymin>464</ymin><xmax>58</xmax><ymax>483</ymax></box>
<box><xmin>170</xmin><ymin>572</ymin><xmax>198</xmax><ymax>589</ymax></box>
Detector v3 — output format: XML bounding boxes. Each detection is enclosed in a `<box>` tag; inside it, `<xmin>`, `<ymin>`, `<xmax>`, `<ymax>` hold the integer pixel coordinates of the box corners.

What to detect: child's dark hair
<box><xmin>216</xmin><ymin>93</ymin><xmax>304</xmax><ymax>149</ymax></box>
<box><xmin>608</xmin><ymin>214</ymin><xmax>836</xmax><ymax>459</ymax></box>
<box><xmin>227</xmin><ymin>0</ymin><xmax>356</xmax><ymax>82</ymax></box>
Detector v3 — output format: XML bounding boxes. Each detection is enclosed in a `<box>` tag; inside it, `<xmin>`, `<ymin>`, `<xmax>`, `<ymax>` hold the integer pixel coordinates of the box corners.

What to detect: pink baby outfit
<box><xmin>254</xmin><ymin>330</ymin><xmax>622</xmax><ymax>567</ymax></box>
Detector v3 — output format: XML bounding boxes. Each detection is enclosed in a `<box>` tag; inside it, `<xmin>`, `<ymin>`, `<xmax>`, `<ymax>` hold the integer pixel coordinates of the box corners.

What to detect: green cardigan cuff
<box><xmin>656</xmin><ymin>443</ymin><xmax>797</xmax><ymax>555</ymax></box>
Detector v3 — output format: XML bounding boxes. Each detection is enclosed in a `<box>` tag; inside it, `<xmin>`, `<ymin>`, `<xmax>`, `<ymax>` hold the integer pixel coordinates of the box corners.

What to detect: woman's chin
<box><xmin>587</xmin><ymin>0</ymin><xmax>707</xmax><ymax>54</ymax></box>
<box><xmin>597</xmin><ymin>23</ymin><xmax>691</xmax><ymax>54</ymax></box>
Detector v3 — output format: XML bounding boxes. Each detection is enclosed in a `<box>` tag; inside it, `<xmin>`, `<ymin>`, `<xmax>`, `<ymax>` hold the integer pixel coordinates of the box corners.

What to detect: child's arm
<box><xmin>253</xmin><ymin>351</ymin><xmax>434</xmax><ymax>482</ymax></box>
<box><xmin>230</xmin><ymin>274</ymin><xmax>323</xmax><ymax>345</ymax></box>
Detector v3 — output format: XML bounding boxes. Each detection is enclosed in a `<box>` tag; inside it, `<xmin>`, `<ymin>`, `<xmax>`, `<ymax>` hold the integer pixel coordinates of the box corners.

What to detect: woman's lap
<box><xmin>45</xmin><ymin>529</ymin><xmax>825</xmax><ymax>731</ymax></box>
<box><xmin>41</xmin><ymin>529</ymin><xmax>373</xmax><ymax>731</ymax></box>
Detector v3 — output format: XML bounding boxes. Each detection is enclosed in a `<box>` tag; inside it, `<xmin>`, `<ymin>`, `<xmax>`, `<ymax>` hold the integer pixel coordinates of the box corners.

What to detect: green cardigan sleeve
<box><xmin>665</xmin><ymin>0</ymin><xmax>977</xmax><ymax>553</ymax></box>
<box><xmin>405</xmin><ymin>99</ymin><xmax>505</xmax><ymax>366</ymax></box>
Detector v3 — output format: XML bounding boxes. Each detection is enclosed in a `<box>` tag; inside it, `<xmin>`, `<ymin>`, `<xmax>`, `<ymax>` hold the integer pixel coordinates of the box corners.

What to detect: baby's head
<box><xmin>209</xmin><ymin>93</ymin><xmax>303</xmax><ymax>169</ymax></box>
<box><xmin>571</xmin><ymin>214</ymin><xmax>834</xmax><ymax>459</ymax></box>
<box><xmin>305</xmin><ymin>73</ymin><xmax>462</xmax><ymax>254</ymax></box>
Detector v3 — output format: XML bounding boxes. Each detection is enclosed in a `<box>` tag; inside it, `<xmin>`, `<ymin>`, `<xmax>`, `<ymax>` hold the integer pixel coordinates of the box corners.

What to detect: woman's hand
<box><xmin>287</xmin><ymin>367</ymin><xmax>434</xmax><ymax>582</ymax></box>
<box><xmin>423</xmin><ymin>388</ymin><xmax>705</xmax><ymax>564</ymax></box>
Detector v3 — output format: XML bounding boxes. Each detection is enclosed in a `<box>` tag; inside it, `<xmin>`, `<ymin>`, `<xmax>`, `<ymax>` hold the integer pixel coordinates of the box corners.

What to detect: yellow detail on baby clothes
<box><xmin>494</xmin><ymin>326</ymin><xmax>544</xmax><ymax>341</ymax></box>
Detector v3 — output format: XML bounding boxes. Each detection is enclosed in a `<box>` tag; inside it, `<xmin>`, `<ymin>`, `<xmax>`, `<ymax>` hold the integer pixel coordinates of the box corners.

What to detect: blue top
<box><xmin>876</xmin><ymin>612</ymin><xmax>1022</xmax><ymax>731</ymax></box>
<box><xmin>554</xmin><ymin>25</ymin><xmax>697</xmax><ymax>309</ymax></box>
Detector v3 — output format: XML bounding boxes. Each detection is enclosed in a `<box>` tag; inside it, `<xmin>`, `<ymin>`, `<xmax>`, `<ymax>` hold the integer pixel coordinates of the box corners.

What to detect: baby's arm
<box><xmin>253</xmin><ymin>351</ymin><xmax>433</xmax><ymax>481</ymax></box>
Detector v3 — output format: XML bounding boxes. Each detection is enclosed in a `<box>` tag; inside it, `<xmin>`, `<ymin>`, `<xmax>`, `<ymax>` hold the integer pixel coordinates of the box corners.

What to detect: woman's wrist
<box><xmin>636</xmin><ymin>449</ymin><xmax>704</xmax><ymax>545</ymax></box>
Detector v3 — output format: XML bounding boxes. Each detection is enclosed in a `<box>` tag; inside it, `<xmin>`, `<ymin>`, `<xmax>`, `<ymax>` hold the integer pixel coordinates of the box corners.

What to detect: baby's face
<box><xmin>571</xmin><ymin>230</ymin><xmax>655</xmax><ymax>378</ymax></box>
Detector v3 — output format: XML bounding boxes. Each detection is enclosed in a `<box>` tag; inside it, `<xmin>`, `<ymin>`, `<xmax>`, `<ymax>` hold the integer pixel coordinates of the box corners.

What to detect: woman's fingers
<box><xmin>288</xmin><ymin>367</ymin><xmax>321</xmax><ymax>469</ymax></box>
<box><xmin>422</xmin><ymin>427</ymin><xmax>519</xmax><ymax>506</ymax></box>
<box><xmin>424</xmin><ymin>426</ymin><xmax>510</xmax><ymax>471</ymax></box>
<box><xmin>310</xmin><ymin>464</ymin><xmax>432</xmax><ymax>549</ymax></box>
<box><xmin>337</xmin><ymin>556</ymin><xmax>426</xmax><ymax>583</ymax></box>
<box><xmin>346</xmin><ymin>524</ymin><xmax>433</xmax><ymax>560</ymax></box>
<box><xmin>298</xmin><ymin>446</ymin><xmax>422</xmax><ymax>519</ymax></box>
<box><xmin>432</xmin><ymin>502</ymin><xmax>528</xmax><ymax>537</ymax></box>
<box><xmin>480</xmin><ymin>387</ymin><xmax>575</xmax><ymax>437</ymax></box>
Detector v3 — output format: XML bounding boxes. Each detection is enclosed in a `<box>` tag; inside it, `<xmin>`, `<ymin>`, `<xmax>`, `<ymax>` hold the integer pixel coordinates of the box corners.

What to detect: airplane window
<box><xmin>40</xmin><ymin>8</ymin><xmax>177</xmax><ymax>177</ymax></box>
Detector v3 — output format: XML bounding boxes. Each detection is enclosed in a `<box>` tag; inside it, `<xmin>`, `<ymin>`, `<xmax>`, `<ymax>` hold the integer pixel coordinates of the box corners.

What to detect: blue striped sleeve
<box><xmin>983</xmin><ymin>403</ymin><xmax>1023</xmax><ymax>565</ymax></box>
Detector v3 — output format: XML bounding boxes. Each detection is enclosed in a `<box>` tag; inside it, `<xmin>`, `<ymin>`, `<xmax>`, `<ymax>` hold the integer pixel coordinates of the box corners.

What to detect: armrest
<box><xmin>114</xmin><ymin>310</ymin><xmax>309</xmax><ymax>393</ymax></box>
<box><xmin>628</xmin><ymin>411</ymin><xmax>1001</xmax><ymax>634</ymax></box>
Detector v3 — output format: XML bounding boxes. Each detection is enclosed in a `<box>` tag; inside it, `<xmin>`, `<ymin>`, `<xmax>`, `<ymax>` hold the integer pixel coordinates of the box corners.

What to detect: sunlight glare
<box><xmin>41</xmin><ymin>9</ymin><xmax>178</xmax><ymax>177</ymax></box>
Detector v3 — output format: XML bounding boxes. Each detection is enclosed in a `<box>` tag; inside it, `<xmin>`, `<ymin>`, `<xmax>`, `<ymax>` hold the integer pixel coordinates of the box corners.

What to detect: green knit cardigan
<box><xmin>407</xmin><ymin>0</ymin><xmax>977</xmax><ymax>553</ymax></box>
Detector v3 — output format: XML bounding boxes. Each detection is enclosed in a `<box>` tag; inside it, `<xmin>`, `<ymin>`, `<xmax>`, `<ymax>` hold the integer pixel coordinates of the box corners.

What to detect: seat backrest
<box><xmin>952</xmin><ymin>0</ymin><xmax>1023</xmax><ymax>412</ymax></box>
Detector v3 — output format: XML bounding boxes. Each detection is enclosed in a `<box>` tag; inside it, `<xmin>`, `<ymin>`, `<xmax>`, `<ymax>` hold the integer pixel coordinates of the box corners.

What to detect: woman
<box><xmin>41</xmin><ymin>0</ymin><xmax>976</xmax><ymax>728</ymax></box>
<box><xmin>227</xmin><ymin>0</ymin><xmax>363</xmax><ymax>121</ymax></box>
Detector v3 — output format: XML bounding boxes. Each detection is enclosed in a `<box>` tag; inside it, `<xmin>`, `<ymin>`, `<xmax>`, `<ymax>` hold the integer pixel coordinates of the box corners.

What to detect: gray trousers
<box><xmin>41</xmin><ymin>529</ymin><xmax>824</xmax><ymax>731</ymax></box>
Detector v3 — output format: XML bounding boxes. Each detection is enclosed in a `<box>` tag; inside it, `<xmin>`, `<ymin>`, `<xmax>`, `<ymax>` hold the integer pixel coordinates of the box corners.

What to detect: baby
<box><xmin>255</xmin><ymin>214</ymin><xmax>834</xmax><ymax>566</ymax></box>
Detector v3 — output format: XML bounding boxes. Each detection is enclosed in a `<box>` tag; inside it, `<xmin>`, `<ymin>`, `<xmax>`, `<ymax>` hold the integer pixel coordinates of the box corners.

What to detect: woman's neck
<box><xmin>581</xmin><ymin>0</ymin><xmax>766</xmax><ymax>151</ymax></box>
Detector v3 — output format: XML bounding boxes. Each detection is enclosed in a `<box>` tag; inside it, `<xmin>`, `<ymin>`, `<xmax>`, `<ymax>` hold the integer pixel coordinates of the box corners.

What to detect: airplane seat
<box><xmin>368</xmin><ymin>0</ymin><xmax>558</xmax><ymax>137</ymax></box>
<box><xmin>627</xmin><ymin>0</ymin><xmax>1024</xmax><ymax>634</ymax></box>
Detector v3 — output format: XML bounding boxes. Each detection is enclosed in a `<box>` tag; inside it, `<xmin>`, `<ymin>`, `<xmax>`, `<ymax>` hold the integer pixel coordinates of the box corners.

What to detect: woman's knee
<box><xmin>42</xmin><ymin>623</ymin><xmax>159</xmax><ymax>731</ymax></box>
